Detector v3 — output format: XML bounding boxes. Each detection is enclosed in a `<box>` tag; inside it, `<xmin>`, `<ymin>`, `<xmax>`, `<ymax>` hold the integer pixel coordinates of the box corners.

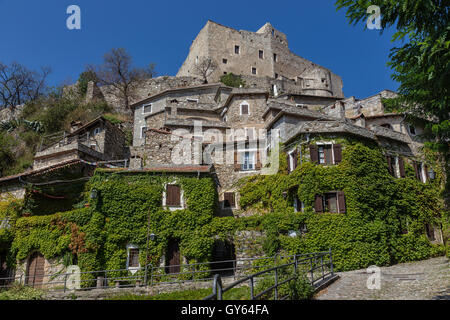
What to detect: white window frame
<box><xmin>140</xmin><ymin>126</ymin><xmax>148</xmax><ymax>139</ymax></box>
<box><xmin>162</xmin><ymin>182</ymin><xmax>185</xmax><ymax>211</ymax></box>
<box><xmin>316</xmin><ymin>142</ymin><xmax>335</xmax><ymax>165</ymax></box>
<box><xmin>240</xmin><ymin>101</ymin><xmax>250</xmax><ymax>116</ymax></box>
<box><xmin>126</xmin><ymin>244</ymin><xmax>140</xmax><ymax>274</ymax></box>
<box><xmin>288</xmin><ymin>149</ymin><xmax>296</xmax><ymax>173</ymax></box>
<box><xmin>420</xmin><ymin>162</ymin><xmax>427</xmax><ymax>183</ymax></box>
<box><xmin>241</xmin><ymin>151</ymin><xmax>256</xmax><ymax>171</ymax></box>
<box><xmin>187</xmin><ymin>98</ymin><xmax>199</xmax><ymax>103</ymax></box>
<box><xmin>142</xmin><ymin>103</ymin><xmax>152</xmax><ymax>115</ymax></box>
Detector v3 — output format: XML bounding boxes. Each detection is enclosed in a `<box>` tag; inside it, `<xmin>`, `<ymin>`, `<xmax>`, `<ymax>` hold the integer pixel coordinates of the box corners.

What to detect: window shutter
<box><xmin>413</xmin><ymin>162</ymin><xmax>420</xmax><ymax>180</ymax></box>
<box><xmin>286</xmin><ymin>154</ymin><xmax>291</xmax><ymax>172</ymax></box>
<box><xmin>256</xmin><ymin>151</ymin><xmax>262</xmax><ymax>170</ymax></box>
<box><xmin>234</xmin><ymin>151</ymin><xmax>240</xmax><ymax>171</ymax></box>
<box><xmin>293</xmin><ymin>149</ymin><xmax>298</xmax><ymax>170</ymax></box>
<box><xmin>333</xmin><ymin>144</ymin><xmax>342</xmax><ymax>164</ymax></box>
<box><xmin>337</xmin><ymin>192</ymin><xmax>346</xmax><ymax>213</ymax></box>
<box><xmin>167</xmin><ymin>185</ymin><xmax>181</xmax><ymax>206</ymax></box>
<box><xmin>309</xmin><ymin>145</ymin><xmax>318</xmax><ymax>163</ymax></box>
<box><xmin>314</xmin><ymin>195</ymin><xmax>323</xmax><ymax>213</ymax></box>
<box><xmin>224</xmin><ymin>192</ymin><xmax>236</xmax><ymax>208</ymax></box>
<box><xmin>398</xmin><ymin>157</ymin><xmax>405</xmax><ymax>178</ymax></box>
<box><xmin>386</xmin><ymin>156</ymin><xmax>392</xmax><ymax>175</ymax></box>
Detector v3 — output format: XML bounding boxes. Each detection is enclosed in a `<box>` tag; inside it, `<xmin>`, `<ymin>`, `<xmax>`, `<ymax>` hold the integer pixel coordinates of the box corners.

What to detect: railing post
<box><xmin>63</xmin><ymin>274</ymin><xmax>67</xmax><ymax>293</ymax></box>
<box><xmin>329</xmin><ymin>248</ymin><xmax>334</xmax><ymax>276</ymax></box>
<box><xmin>294</xmin><ymin>255</ymin><xmax>298</xmax><ymax>274</ymax></box>
<box><xmin>250</xmin><ymin>277</ymin><xmax>254</xmax><ymax>300</ymax></box>
<box><xmin>104</xmin><ymin>271</ymin><xmax>107</xmax><ymax>288</ymax></box>
<box><xmin>321</xmin><ymin>255</ymin><xmax>324</xmax><ymax>280</ymax></box>
<box><xmin>309</xmin><ymin>257</ymin><xmax>314</xmax><ymax>285</ymax></box>
<box><xmin>274</xmin><ymin>268</ymin><xmax>278</xmax><ymax>300</ymax></box>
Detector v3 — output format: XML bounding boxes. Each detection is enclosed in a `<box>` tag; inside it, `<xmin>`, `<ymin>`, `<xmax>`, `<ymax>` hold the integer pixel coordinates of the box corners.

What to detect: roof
<box><xmin>220</xmin><ymin>89</ymin><xmax>269</xmax><ymax>109</ymax></box>
<box><xmin>130</xmin><ymin>83</ymin><xmax>229</xmax><ymax>109</ymax></box>
<box><xmin>0</xmin><ymin>159</ymin><xmax>82</xmax><ymax>184</ymax></box>
<box><xmin>100</xmin><ymin>164</ymin><xmax>212</xmax><ymax>174</ymax></box>
<box><xmin>164</xmin><ymin>118</ymin><xmax>230</xmax><ymax>128</ymax></box>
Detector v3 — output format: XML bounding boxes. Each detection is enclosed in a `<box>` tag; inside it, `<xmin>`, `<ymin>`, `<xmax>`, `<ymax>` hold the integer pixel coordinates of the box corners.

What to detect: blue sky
<box><xmin>0</xmin><ymin>0</ymin><xmax>399</xmax><ymax>99</ymax></box>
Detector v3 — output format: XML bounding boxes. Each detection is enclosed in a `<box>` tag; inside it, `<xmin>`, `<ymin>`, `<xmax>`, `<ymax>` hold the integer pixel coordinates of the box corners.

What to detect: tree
<box><xmin>77</xmin><ymin>69</ymin><xmax>98</xmax><ymax>96</ymax></box>
<box><xmin>0</xmin><ymin>62</ymin><xmax>51</xmax><ymax>109</ymax></box>
<box><xmin>193</xmin><ymin>57</ymin><xmax>218</xmax><ymax>84</ymax></box>
<box><xmin>335</xmin><ymin>0</ymin><xmax>450</xmax><ymax>197</ymax></box>
<box><xmin>89</xmin><ymin>48</ymin><xmax>156</xmax><ymax>110</ymax></box>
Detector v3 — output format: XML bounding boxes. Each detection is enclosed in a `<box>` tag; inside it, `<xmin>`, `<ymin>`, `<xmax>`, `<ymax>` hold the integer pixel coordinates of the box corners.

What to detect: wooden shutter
<box><xmin>386</xmin><ymin>156</ymin><xmax>393</xmax><ymax>175</ymax></box>
<box><xmin>26</xmin><ymin>252</ymin><xmax>45</xmax><ymax>287</ymax></box>
<box><xmin>413</xmin><ymin>162</ymin><xmax>420</xmax><ymax>180</ymax></box>
<box><xmin>286</xmin><ymin>154</ymin><xmax>291</xmax><ymax>172</ymax></box>
<box><xmin>314</xmin><ymin>195</ymin><xmax>323</xmax><ymax>213</ymax></box>
<box><xmin>309</xmin><ymin>145</ymin><xmax>318</xmax><ymax>163</ymax></box>
<box><xmin>234</xmin><ymin>151</ymin><xmax>240</xmax><ymax>171</ymax></box>
<box><xmin>166</xmin><ymin>185</ymin><xmax>181</xmax><ymax>206</ymax></box>
<box><xmin>293</xmin><ymin>149</ymin><xmax>298</xmax><ymax>170</ymax></box>
<box><xmin>333</xmin><ymin>144</ymin><xmax>342</xmax><ymax>164</ymax></box>
<box><xmin>398</xmin><ymin>157</ymin><xmax>405</xmax><ymax>178</ymax></box>
<box><xmin>256</xmin><ymin>151</ymin><xmax>262</xmax><ymax>170</ymax></box>
<box><xmin>129</xmin><ymin>249</ymin><xmax>139</xmax><ymax>267</ymax></box>
<box><xmin>224</xmin><ymin>192</ymin><xmax>235</xmax><ymax>208</ymax></box>
<box><xmin>337</xmin><ymin>192</ymin><xmax>346</xmax><ymax>213</ymax></box>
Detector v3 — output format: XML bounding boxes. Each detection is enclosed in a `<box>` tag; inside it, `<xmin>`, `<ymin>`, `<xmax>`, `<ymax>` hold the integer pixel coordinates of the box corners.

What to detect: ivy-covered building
<box><xmin>0</xmin><ymin>21</ymin><xmax>448</xmax><ymax>288</ymax></box>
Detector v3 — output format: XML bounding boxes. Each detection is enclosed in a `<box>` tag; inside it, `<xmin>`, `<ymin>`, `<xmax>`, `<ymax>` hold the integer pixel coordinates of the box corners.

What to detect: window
<box><xmin>223</xmin><ymin>192</ymin><xmax>236</xmax><ymax>208</ymax></box>
<box><xmin>187</xmin><ymin>98</ymin><xmax>198</xmax><ymax>103</ymax></box>
<box><xmin>240</xmin><ymin>103</ymin><xmax>249</xmax><ymax>115</ymax></box>
<box><xmin>165</xmin><ymin>185</ymin><xmax>181</xmax><ymax>207</ymax></box>
<box><xmin>222</xmin><ymin>58</ymin><xmax>228</xmax><ymax>64</ymax></box>
<box><xmin>310</xmin><ymin>144</ymin><xmax>342</xmax><ymax>165</ymax></box>
<box><xmin>242</xmin><ymin>151</ymin><xmax>255</xmax><ymax>171</ymax></box>
<box><xmin>128</xmin><ymin>248</ymin><xmax>140</xmax><ymax>268</ymax></box>
<box><xmin>259</xmin><ymin>50</ymin><xmax>264</xmax><ymax>59</ymax></box>
<box><xmin>315</xmin><ymin>192</ymin><xmax>346</xmax><ymax>213</ymax></box>
<box><xmin>251</xmin><ymin>67</ymin><xmax>257</xmax><ymax>75</ymax></box>
<box><xmin>143</xmin><ymin>104</ymin><xmax>152</xmax><ymax>114</ymax></box>
<box><xmin>235</xmin><ymin>45</ymin><xmax>240</xmax><ymax>54</ymax></box>
<box><xmin>409</xmin><ymin>125</ymin><xmax>416</xmax><ymax>135</ymax></box>
<box><xmin>140</xmin><ymin>126</ymin><xmax>147</xmax><ymax>139</ymax></box>
<box><xmin>425</xmin><ymin>224</ymin><xmax>436</xmax><ymax>241</ymax></box>
<box><xmin>273</xmin><ymin>53</ymin><xmax>277</xmax><ymax>62</ymax></box>
<box><xmin>287</xmin><ymin>149</ymin><xmax>298</xmax><ymax>173</ymax></box>
<box><xmin>93</xmin><ymin>127</ymin><xmax>101</xmax><ymax>136</ymax></box>
<box><xmin>386</xmin><ymin>155</ymin><xmax>396</xmax><ymax>177</ymax></box>
<box><xmin>381</xmin><ymin>123</ymin><xmax>393</xmax><ymax>130</ymax></box>
<box><xmin>275</xmin><ymin>73</ymin><xmax>278</xmax><ymax>79</ymax></box>
<box><xmin>293</xmin><ymin>195</ymin><xmax>303</xmax><ymax>213</ymax></box>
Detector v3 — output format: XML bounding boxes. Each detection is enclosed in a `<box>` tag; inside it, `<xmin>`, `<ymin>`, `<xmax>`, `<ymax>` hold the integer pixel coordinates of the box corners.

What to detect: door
<box><xmin>0</xmin><ymin>252</ymin><xmax>8</xmax><ymax>285</ymax></box>
<box><xmin>165</xmin><ymin>240</ymin><xmax>180</xmax><ymax>274</ymax></box>
<box><xmin>26</xmin><ymin>252</ymin><xmax>45</xmax><ymax>287</ymax></box>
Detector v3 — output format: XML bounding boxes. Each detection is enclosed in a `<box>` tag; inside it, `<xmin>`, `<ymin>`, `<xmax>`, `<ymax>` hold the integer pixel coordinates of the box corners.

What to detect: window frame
<box><xmin>142</xmin><ymin>103</ymin><xmax>152</xmax><ymax>115</ymax></box>
<box><xmin>223</xmin><ymin>192</ymin><xmax>236</xmax><ymax>209</ymax></box>
<box><xmin>240</xmin><ymin>101</ymin><xmax>250</xmax><ymax>116</ymax></box>
<box><xmin>163</xmin><ymin>183</ymin><xmax>184</xmax><ymax>210</ymax></box>
<box><xmin>235</xmin><ymin>45</ymin><xmax>240</xmax><ymax>54</ymax></box>
<box><xmin>140</xmin><ymin>126</ymin><xmax>148</xmax><ymax>139</ymax></box>
<box><xmin>251</xmin><ymin>67</ymin><xmax>257</xmax><ymax>75</ymax></box>
<box><xmin>126</xmin><ymin>244</ymin><xmax>140</xmax><ymax>272</ymax></box>
<box><xmin>241</xmin><ymin>151</ymin><xmax>256</xmax><ymax>171</ymax></box>
<box><xmin>259</xmin><ymin>50</ymin><xmax>264</xmax><ymax>59</ymax></box>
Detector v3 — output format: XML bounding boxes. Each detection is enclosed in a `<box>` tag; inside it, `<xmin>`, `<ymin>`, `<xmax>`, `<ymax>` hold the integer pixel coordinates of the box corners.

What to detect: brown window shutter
<box><xmin>286</xmin><ymin>154</ymin><xmax>291</xmax><ymax>172</ymax></box>
<box><xmin>309</xmin><ymin>145</ymin><xmax>318</xmax><ymax>163</ymax></box>
<box><xmin>386</xmin><ymin>156</ymin><xmax>392</xmax><ymax>175</ymax></box>
<box><xmin>167</xmin><ymin>185</ymin><xmax>181</xmax><ymax>206</ymax></box>
<box><xmin>234</xmin><ymin>151</ymin><xmax>240</xmax><ymax>171</ymax></box>
<box><xmin>314</xmin><ymin>195</ymin><xmax>323</xmax><ymax>213</ymax></box>
<box><xmin>398</xmin><ymin>157</ymin><xmax>405</xmax><ymax>178</ymax></box>
<box><xmin>293</xmin><ymin>149</ymin><xmax>298</xmax><ymax>170</ymax></box>
<box><xmin>413</xmin><ymin>162</ymin><xmax>420</xmax><ymax>180</ymax></box>
<box><xmin>337</xmin><ymin>192</ymin><xmax>346</xmax><ymax>213</ymax></box>
<box><xmin>333</xmin><ymin>144</ymin><xmax>342</xmax><ymax>164</ymax></box>
<box><xmin>256</xmin><ymin>151</ymin><xmax>262</xmax><ymax>170</ymax></box>
<box><xmin>224</xmin><ymin>192</ymin><xmax>236</xmax><ymax>208</ymax></box>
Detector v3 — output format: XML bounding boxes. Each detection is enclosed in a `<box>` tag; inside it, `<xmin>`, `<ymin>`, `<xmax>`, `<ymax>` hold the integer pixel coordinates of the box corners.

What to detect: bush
<box><xmin>220</xmin><ymin>73</ymin><xmax>245</xmax><ymax>88</ymax></box>
<box><xmin>0</xmin><ymin>284</ymin><xmax>45</xmax><ymax>300</ymax></box>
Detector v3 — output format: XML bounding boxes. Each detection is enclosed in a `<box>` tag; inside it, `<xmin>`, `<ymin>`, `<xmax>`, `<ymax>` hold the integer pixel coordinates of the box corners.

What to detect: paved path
<box><xmin>315</xmin><ymin>256</ymin><xmax>449</xmax><ymax>300</ymax></box>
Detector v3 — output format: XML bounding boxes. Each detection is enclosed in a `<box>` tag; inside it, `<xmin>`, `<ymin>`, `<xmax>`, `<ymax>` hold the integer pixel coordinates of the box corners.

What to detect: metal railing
<box><xmin>204</xmin><ymin>249</ymin><xmax>334</xmax><ymax>300</ymax></box>
<box><xmin>0</xmin><ymin>250</ymin><xmax>334</xmax><ymax>294</ymax></box>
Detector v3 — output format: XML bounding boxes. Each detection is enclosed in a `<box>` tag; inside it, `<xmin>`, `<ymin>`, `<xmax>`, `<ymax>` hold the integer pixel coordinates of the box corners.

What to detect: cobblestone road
<box><xmin>315</xmin><ymin>256</ymin><xmax>449</xmax><ymax>300</ymax></box>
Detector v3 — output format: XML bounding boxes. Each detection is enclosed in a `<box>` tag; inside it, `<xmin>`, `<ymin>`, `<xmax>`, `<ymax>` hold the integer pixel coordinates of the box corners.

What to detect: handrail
<box><xmin>204</xmin><ymin>249</ymin><xmax>334</xmax><ymax>300</ymax></box>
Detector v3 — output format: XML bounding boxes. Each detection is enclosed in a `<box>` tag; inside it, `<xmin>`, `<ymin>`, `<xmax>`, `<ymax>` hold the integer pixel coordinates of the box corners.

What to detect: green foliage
<box><xmin>335</xmin><ymin>0</ymin><xmax>450</xmax><ymax>198</ymax></box>
<box><xmin>107</xmin><ymin>287</ymin><xmax>249</xmax><ymax>300</ymax></box>
<box><xmin>77</xmin><ymin>70</ymin><xmax>98</xmax><ymax>96</ymax></box>
<box><xmin>255</xmin><ymin>269</ymin><xmax>314</xmax><ymax>300</ymax></box>
<box><xmin>0</xmin><ymin>284</ymin><xmax>45</xmax><ymax>300</ymax></box>
<box><xmin>238</xmin><ymin>138</ymin><xmax>446</xmax><ymax>271</ymax></box>
<box><xmin>220</xmin><ymin>73</ymin><xmax>246</xmax><ymax>88</ymax></box>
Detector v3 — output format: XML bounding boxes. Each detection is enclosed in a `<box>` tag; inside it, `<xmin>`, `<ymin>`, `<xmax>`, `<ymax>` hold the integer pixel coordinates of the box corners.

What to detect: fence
<box><xmin>204</xmin><ymin>250</ymin><xmax>335</xmax><ymax>300</ymax></box>
<box><xmin>0</xmin><ymin>250</ymin><xmax>334</xmax><ymax>295</ymax></box>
